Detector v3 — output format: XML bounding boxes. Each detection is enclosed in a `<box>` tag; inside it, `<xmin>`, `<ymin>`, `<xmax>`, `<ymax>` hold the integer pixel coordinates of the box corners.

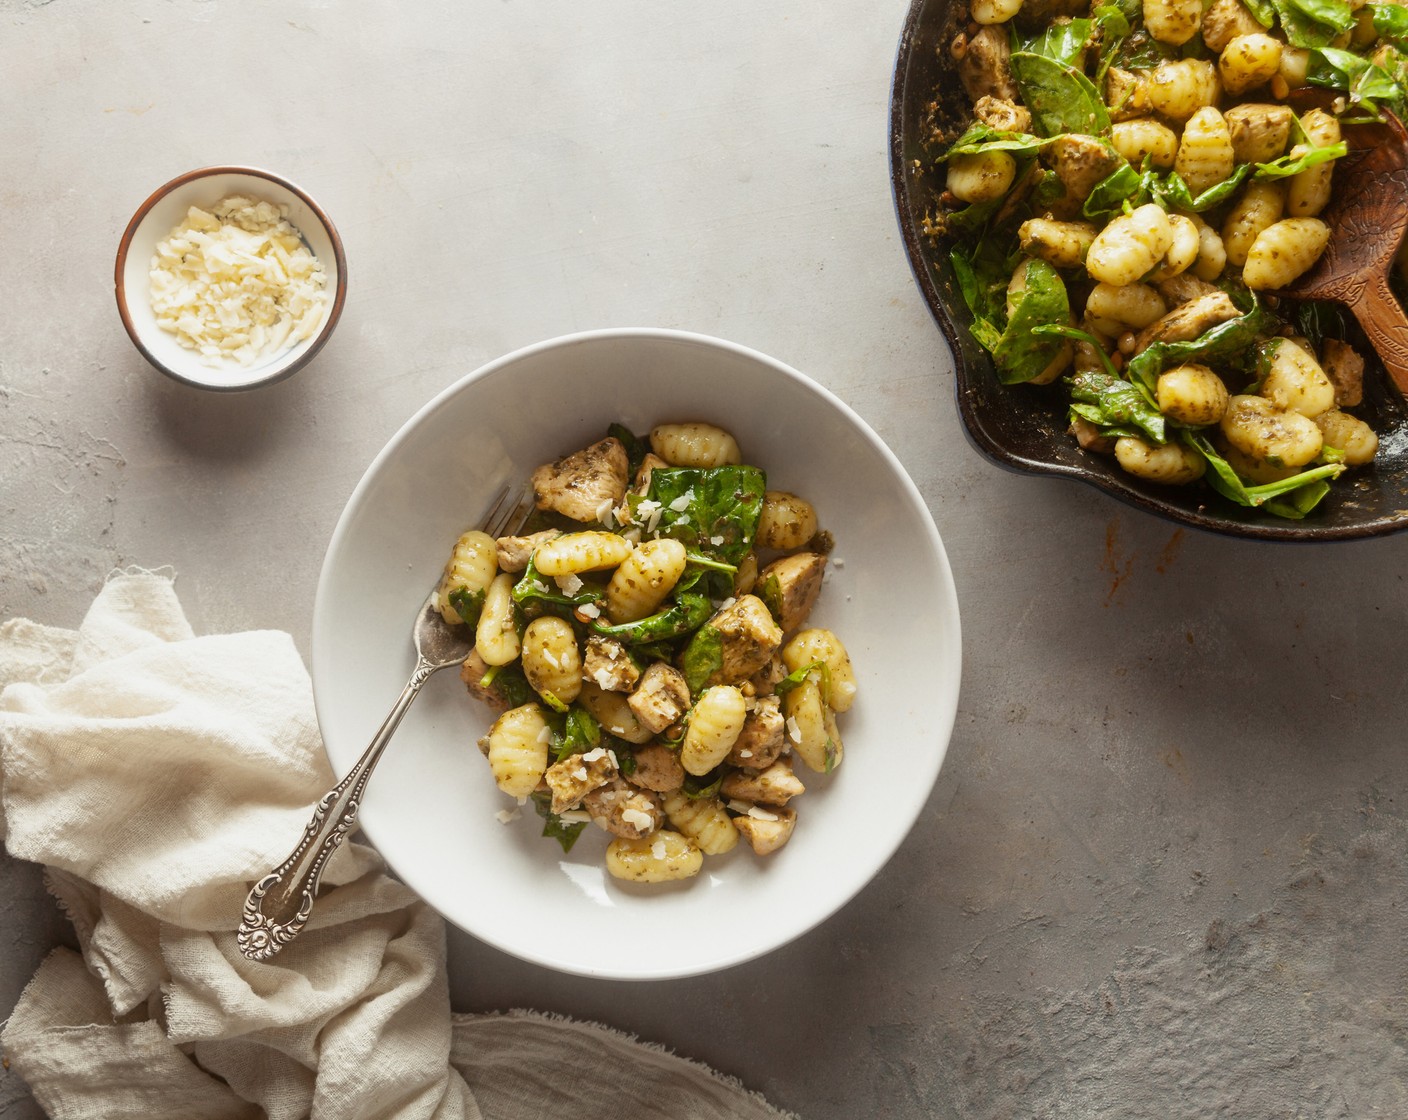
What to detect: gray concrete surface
<box><xmin>4</xmin><ymin>2</ymin><xmax>1406</xmax><ymax>1116</ymax></box>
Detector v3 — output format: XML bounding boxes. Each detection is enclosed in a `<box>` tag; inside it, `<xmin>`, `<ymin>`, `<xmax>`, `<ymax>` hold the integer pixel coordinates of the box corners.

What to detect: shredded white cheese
<box><xmin>786</xmin><ymin>716</ymin><xmax>803</xmax><ymax>744</ymax></box>
<box><xmin>495</xmin><ymin>807</ymin><xmax>522</xmax><ymax>824</ymax></box>
<box><xmin>651</xmin><ymin>839</ymin><xmax>667</xmax><ymax>860</ymax></box>
<box><xmin>148</xmin><ymin>195</ymin><xmax>329</xmax><ymax>369</ymax></box>
<box><xmin>668</xmin><ymin>492</ymin><xmax>693</xmax><ymax>512</ymax></box>
<box><xmin>556</xmin><ymin>573</ymin><xmax>584</xmax><ymax>596</ymax></box>
<box><xmin>578</xmin><ymin>602</ymin><xmax>602</xmax><ymax>620</ymax></box>
<box><xmin>747</xmin><ymin>806</ymin><xmax>780</xmax><ymax>822</ymax></box>
<box><xmin>621</xmin><ymin>807</ymin><xmax>655</xmax><ymax>830</ymax></box>
<box><xmin>558</xmin><ymin>810</ymin><xmax>592</xmax><ymax>823</ymax></box>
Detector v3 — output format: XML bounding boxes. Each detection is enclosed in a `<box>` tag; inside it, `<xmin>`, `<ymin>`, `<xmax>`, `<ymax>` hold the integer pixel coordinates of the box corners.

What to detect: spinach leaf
<box><xmin>608</xmin><ymin>422</ymin><xmax>649</xmax><ymax>478</ymax></box>
<box><xmin>1025</xmin><ymin>18</ymin><xmax>1095</xmax><ymax>66</ymax></box>
<box><xmin>530</xmin><ymin>790</ymin><xmax>587</xmax><ymax>852</ymax></box>
<box><xmin>941</xmin><ymin>121</ymin><xmax>1049</xmax><ymax>160</ymax></box>
<box><xmin>511</xmin><ymin>551</ymin><xmax>604</xmax><ymax>620</ymax></box>
<box><xmin>1270</xmin><ymin>0</ymin><xmax>1355</xmax><ymax>47</ymax></box>
<box><xmin>1243</xmin><ymin>0</ymin><xmax>1278</xmax><ymax>26</ymax></box>
<box><xmin>476</xmin><ymin>661</ymin><xmax>537</xmax><ymax>710</ymax></box>
<box><xmin>1083</xmin><ymin>163</ymin><xmax>1144</xmax><ymax>219</ymax></box>
<box><xmin>950</xmin><ymin>231</ymin><xmax>1022</xmax><ymax>353</ymax></box>
<box><xmin>1125</xmin><ymin>301</ymin><xmax>1272</xmax><ymax>395</ymax></box>
<box><xmin>1253</xmin><ymin>140</ymin><xmax>1348</xmax><ymax>179</ymax></box>
<box><xmin>590</xmin><ymin>566</ymin><xmax>715</xmax><ymax>647</ymax></box>
<box><xmin>1181</xmin><ymin>431</ymin><xmax>1345</xmax><ymax>515</ymax></box>
<box><xmin>1371</xmin><ymin>2</ymin><xmax>1408</xmax><ymax>42</ymax></box>
<box><xmin>633</xmin><ymin>465</ymin><xmax>765</xmax><ymax>565</ymax></box>
<box><xmin>1293</xmin><ymin>301</ymin><xmax>1349</xmax><ymax>351</ymax></box>
<box><xmin>774</xmin><ymin>659</ymin><xmax>829</xmax><ymax>699</ymax></box>
<box><xmin>1307</xmin><ymin>47</ymin><xmax>1406</xmax><ymax>112</ymax></box>
<box><xmin>1065</xmin><ymin>369</ymin><xmax>1168</xmax><ymax>443</ymax></box>
<box><xmin>1009</xmin><ymin>52</ymin><xmax>1111</xmax><ymax>137</ymax></box>
<box><xmin>992</xmin><ymin>259</ymin><xmax>1072</xmax><ymax>385</ymax></box>
<box><xmin>1148</xmin><ymin>165</ymin><xmax>1253</xmax><ymax>211</ymax></box>
<box><xmin>552</xmin><ymin>706</ymin><xmax>602</xmax><ymax>763</ymax></box>
<box><xmin>447</xmin><ymin>586</ymin><xmax>487</xmax><ymax>628</ymax></box>
<box><xmin>681</xmin><ymin>766</ymin><xmax>726</xmax><ymax>801</ymax></box>
<box><xmin>678</xmin><ymin>623</ymin><xmax>725</xmax><ymax>696</ymax></box>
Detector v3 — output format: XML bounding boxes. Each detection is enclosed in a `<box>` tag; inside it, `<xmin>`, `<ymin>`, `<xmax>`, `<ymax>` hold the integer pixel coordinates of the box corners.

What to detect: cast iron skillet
<box><xmin>888</xmin><ymin>0</ymin><xmax>1408</xmax><ymax>540</ymax></box>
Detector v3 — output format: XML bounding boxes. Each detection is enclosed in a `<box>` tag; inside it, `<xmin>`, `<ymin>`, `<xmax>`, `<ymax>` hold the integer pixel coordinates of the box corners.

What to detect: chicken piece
<box><xmin>1133</xmin><ymin>291</ymin><xmax>1240</xmax><ymax>355</ymax></box>
<box><xmin>1155</xmin><ymin>273</ymin><xmax>1221</xmax><ymax>307</ymax></box>
<box><xmin>732</xmin><ymin>806</ymin><xmax>797</xmax><ymax>856</ymax></box>
<box><xmin>694</xmin><ymin>594</ymin><xmax>783</xmax><ymax>686</ymax></box>
<box><xmin>745</xmin><ymin>654</ymin><xmax>787</xmax><ymax>697</ymax></box>
<box><xmin>1070</xmin><ymin>416</ymin><xmax>1118</xmax><ymax>454</ymax></box>
<box><xmin>973</xmin><ymin>95</ymin><xmax>1032</xmax><ymax>135</ymax></box>
<box><xmin>530</xmin><ymin>436</ymin><xmax>629</xmax><ymax>524</ymax></box>
<box><xmin>952</xmin><ymin>26</ymin><xmax>1019</xmax><ymax>103</ymax></box>
<box><xmin>581</xmin><ymin>634</ymin><xmax>640</xmax><ymax>692</ymax></box>
<box><xmin>1104</xmin><ymin>68</ymin><xmax>1150</xmax><ymax>122</ymax></box>
<box><xmin>721</xmin><ymin>757</ymin><xmax>805</xmax><ymax>806</ymax></box>
<box><xmin>460</xmin><ymin>649</ymin><xmax>512</xmax><ymax>714</ymax></box>
<box><xmin>584</xmin><ymin>778</ymin><xmax>664</xmax><ymax>839</ymax></box>
<box><xmin>626</xmin><ymin>743</ymin><xmax>686</xmax><ymax>793</ymax></box>
<box><xmin>494</xmin><ymin>528</ymin><xmax>558</xmax><ymax>573</ymax></box>
<box><xmin>627</xmin><ymin>662</ymin><xmax>691</xmax><ymax>735</ymax></box>
<box><xmin>756</xmin><ymin>552</ymin><xmax>827</xmax><ymax>634</ymax></box>
<box><xmin>1046</xmin><ymin>135</ymin><xmax>1125</xmax><ymax>203</ymax></box>
<box><xmin>633</xmin><ymin>452</ymin><xmax>669</xmax><ymax>493</ymax></box>
<box><xmin>1320</xmin><ymin>338</ymin><xmax>1365</xmax><ymax>408</ymax></box>
<box><xmin>1225</xmin><ymin>104</ymin><xmax>1294</xmax><ymax>165</ymax></box>
<box><xmin>1201</xmin><ymin>0</ymin><xmax>1267</xmax><ymax>52</ymax></box>
<box><xmin>544</xmin><ymin>746</ymin><xmax>618</xmax><ymax>814</ymax></box>
<box><xmin>725</xmin><ymin>695</ymin><xmax>787</xmax><ymax>768</ymax></box>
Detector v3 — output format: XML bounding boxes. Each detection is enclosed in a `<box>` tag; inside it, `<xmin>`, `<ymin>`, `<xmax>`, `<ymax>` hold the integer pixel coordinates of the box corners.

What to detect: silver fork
<box><xmin>237</xmin><ymin>483</ymin><xmax>533</xmax><ymax>962</ymax></box>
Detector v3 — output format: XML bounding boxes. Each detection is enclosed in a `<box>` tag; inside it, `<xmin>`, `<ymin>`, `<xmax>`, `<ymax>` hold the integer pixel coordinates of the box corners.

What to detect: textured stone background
<box><xmin>4</xmin><ymin>1</ymin><xmax>1406</xmax><ymax>1116</ymax></box>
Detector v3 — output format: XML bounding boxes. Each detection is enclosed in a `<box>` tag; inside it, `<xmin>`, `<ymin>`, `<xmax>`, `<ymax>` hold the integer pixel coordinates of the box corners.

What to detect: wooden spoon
<box><xmin>1280</xmin><ymin>107</ymin><xmax>1408</xmax><ymax>396</ymax></box>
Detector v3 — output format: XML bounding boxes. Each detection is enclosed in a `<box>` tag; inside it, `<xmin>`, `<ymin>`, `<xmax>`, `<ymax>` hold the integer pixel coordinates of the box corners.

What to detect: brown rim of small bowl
<box><xmin>114</xmin><ymin>165</ymin><xmax>349</xmax><ymax>392</ymax></box>
<box><xmin>887</xmin><ymin>0</ymin><xmax>1408</xmax><ymax>543</ymax></box>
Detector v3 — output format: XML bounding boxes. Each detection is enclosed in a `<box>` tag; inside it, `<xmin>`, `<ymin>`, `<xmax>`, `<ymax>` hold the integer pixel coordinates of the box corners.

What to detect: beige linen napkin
<box><xmin>0</xmin><ymin>569</ymin><xmax>793</xmax><ymax>1120</ymax></box>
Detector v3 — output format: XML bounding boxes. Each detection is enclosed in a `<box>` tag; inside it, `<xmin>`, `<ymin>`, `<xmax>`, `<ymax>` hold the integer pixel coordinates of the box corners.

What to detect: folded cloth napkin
<box><xmin>0</xmin><ymin>570</ymin><xmax>793</xmax><ymax>1120</ymax></box>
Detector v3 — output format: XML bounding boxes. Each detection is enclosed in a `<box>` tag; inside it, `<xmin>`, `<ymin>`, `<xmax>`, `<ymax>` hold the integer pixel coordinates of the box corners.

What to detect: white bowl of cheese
<box><xmin>115</xmin><ymin>166</ymin><xmax>347</xmax><ymax>391</ymax></box>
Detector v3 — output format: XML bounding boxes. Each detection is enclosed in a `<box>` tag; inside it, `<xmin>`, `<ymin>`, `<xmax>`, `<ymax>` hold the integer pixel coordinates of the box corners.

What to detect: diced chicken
<box><xmin>756</xmin><ymin>552</ymin><xmax>826</xmax><ymax>633</ymax></box>
<box><xmin>582</xmin><ymin>634</ymin><xmax>640</xmax><ymax>692</ymax></box>
<box><xmin>973</xmin><ymin>95</ymin><xmax>1032</xmax><ymax>135</ymax></box>
<box><xmin>495</xmin><ymin>529</ymin><xmax>558</xmax><ymax>573</ymax></box>
<box><xmin>1224</xmin><ymin>103</ymin><xmax>1295</xmax><ymax>165</ymax></box>
<box><xmin>1070</xmin><ymin>416</ymin><xmax>1118</xmax><ymax>454</ymax></box>
<box><xmin>952</xmin><ymin>26</ymin><xmax>1018</xmax><ymax>103</ymax></box>
<box><xmin>1133</xmin><ymin>291</ymin><xmax>1240</xmax><ymax>355</ymax></box>
<box><xmin>584</xmin><ymin>778</ymin><xmax>664</xmax><ymax>839</ymax></box>
<box><xmin>694</xmin><ymin>593</ymin><xmax>783</xmax><ymax>686</ymax></box>
<box><xmin>1321</xmin><ymin>338</ymin><xmax>1365</xmax><ymax>408</ymax></box>
<box><xmin>633</xmin><ymin>452</ymin><xmax>669</xmax><ymax>494</ymax></box>
<box><xmin>1047</xmin><ymin>135</ymin><xmax>1124</xmax><ymax>203</ymax></box>
<box><xmin>530</xmin><ymin>436</ymin><xmax>629</xmax><ymax>524</ymax></box>
<box><xmin>1155</xmin><ymin>273</ymin><xmax>1221</xmax><ymax>307</ymax></box>
<box><xmin>1104</xmin><ymin>69</ymin><xmax>1150</xmax><ymax>122</ymax></box>
<box><xmin>733</xmin><ymin>807</ymin><xmax>797</xmax><ymax>856</ymax></box>
<box><xmin>626</xmin><ymin>743</ymin><xmax>686</xmax><ymax>793</ymax></box>
<box><xmin>745</xmin><ymin>654</ymin><xmax>787</xmax><ymax>697</ymax></box>
<box><xmin>721</xmin><ymin>757</ymin><xmax>805</xmax><ymax>806</ymax></box>
<box><xmin>725</xmin><ymin>694</ymin><xmax>787</xmax><ymax>769</ymax></box>
<box><xmin>544</xmin><ymin>747</ymin><xmax>617</xmax><ymax>814</ymax></box>
<box><xmin>460</xmin><ymin>649</ymin><xmax>512</xmax><ymax>714</ymax></box>
<box><xmin>627</xmin><ymin>662</ymin><xmax>691</xmax><ymax>735</ymax></box>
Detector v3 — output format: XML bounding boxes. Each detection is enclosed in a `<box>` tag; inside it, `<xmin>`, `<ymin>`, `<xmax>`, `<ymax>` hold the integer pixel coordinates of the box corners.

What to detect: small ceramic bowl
<box><xmin>115</xmin><ymin>166</ymin><xmax>347</xmax><ymax>391</ymax></box>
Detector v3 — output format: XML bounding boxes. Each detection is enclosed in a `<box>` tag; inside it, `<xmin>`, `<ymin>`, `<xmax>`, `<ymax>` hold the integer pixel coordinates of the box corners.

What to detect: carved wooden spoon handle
<box><xmin>1346</xmin><ymin>271</ymin><xmax>1408</xmax><ymax>398</ymax></box>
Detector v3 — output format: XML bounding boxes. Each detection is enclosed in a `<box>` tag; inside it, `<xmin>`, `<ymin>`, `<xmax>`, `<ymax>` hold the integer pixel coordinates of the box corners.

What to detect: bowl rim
<box><xmin>886</xmin><ymin>0</ymin><xmax>1408</xmax><ymax>543</ymax></box>
<box><xmin>113</xmin><ymin>164</ymin><xmax>349</xmax><ymax>392</ymax></box>
<box><xmin>310</xmin><ymin>326</ymin><xmax>963</xmax><ymax>978</ymax></box>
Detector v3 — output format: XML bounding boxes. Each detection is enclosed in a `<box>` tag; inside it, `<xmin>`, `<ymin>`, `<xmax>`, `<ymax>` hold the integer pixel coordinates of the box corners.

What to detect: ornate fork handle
<box><xmin>237</xmin><ymin>657</ymin><xmax>440</xmax><ymax>961</ymax></box>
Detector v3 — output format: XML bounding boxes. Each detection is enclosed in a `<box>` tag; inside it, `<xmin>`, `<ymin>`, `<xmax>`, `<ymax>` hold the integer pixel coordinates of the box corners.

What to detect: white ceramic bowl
<box><xmin>312</xmin><ymin>329</ymin><xmax>962</xmax><ymax>979</ymax></box>
<box><xmin>114</xmin><ymin>166</ymin><xmax>347</xmax><ymax>391</ymax></box>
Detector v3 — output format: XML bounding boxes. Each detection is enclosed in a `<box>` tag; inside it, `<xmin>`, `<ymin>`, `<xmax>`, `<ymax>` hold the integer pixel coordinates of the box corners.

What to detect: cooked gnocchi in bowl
<box><xmin>311</xmin><ymin>329</ymin><xmax>960</xmax><ymax>978</ymax></box>
<box><xmin>436</xmin><ymin>419</ymin><xmax>856</xmax><ymax>883</ymax></box>
<box><xmin>890</xmin><ymin>0</ymin><xmax>1408</xmax><ymax>538</ymax></box>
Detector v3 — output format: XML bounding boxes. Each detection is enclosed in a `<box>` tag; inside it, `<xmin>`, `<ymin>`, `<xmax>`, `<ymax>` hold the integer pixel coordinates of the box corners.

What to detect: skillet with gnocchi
<box><xmin>434</xmin><ymin>421</ymin><xmax>856</xmax><ymax>884</ymax></box>
<box><xmin>926</xmin><ymin>0</ymin><xmax>1404</xmax><ymax>517</ymax></box>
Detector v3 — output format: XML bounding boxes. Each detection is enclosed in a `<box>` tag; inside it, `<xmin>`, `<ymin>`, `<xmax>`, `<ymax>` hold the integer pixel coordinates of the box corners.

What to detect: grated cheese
<box><xmin>148</xmin><ymin>195</ymin><xmax>329</xmax><ymax>369</ymax></box>
<box><xmin>621</xmin><ymin>807</ymin><xmax>655</xmax><ymax>830</ymax></box>
<box><xmin>495</xmin><ymin>807</ymin><xmax>522</xmax><ymax>824</ymax></box>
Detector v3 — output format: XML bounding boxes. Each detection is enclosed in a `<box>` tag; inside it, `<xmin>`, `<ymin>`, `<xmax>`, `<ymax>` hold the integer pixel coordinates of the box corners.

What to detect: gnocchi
<box><xmin>438</xmin><ymin>421</ymin><xmax>862</xmax><ymax>885</ymax></box>
<box><xmin>929</xmin><ymin>0</ymin><xmax>1383</xmax><ymax>518</ymax></box>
